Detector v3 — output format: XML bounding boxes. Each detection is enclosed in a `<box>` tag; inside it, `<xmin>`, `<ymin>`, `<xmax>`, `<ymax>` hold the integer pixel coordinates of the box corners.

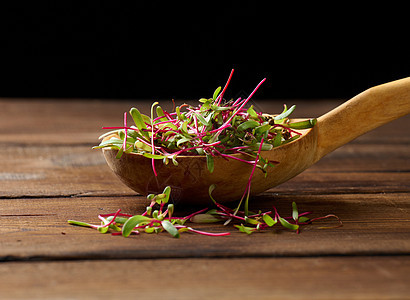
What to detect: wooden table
<box><xmin>0</xmin><ymin>98</ymin><xmax>409</xmax><ymax>299</ymax></box>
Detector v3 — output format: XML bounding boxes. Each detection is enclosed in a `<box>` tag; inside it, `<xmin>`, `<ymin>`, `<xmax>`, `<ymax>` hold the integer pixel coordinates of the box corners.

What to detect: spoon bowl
<box><xmin>103</xmin><ymin>124</ymin><xmax>316</xmax><ymax>204</ymax></box>
<box><xmin>102</xmin><ymin>77</ymin><xmax>410</xmax><ymax>204</ymax></box>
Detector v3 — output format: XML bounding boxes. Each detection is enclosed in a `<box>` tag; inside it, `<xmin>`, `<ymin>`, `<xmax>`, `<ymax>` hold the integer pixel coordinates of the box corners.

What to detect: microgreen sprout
<box><xmin>68</xmin><ymin>186</ymin><xmax>231</xmax><ymax>238</ymax></box>
<box><xmin>68</xmin><ymin>186</ymin><xmax>342</xmax><ymax>238</ymax></box>
<box><xmin>94</xmin><ymin>69</ymin><xmax>316</xmax><ymax>181</ymax></box>
<box><xmin>95</xmin><ymin>69</ymin><xmax>317</xmax><ymax>215</ymax></box>
<box><xmin>74</xmin><ymin>70</ymin><xmax>341</xmax><ymax>239</ymax></box>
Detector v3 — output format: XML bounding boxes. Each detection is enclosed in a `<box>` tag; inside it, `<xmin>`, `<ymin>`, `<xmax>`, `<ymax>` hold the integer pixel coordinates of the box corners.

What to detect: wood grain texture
<box><xmin>1</xmin><ymin>257</ymin><xmax>409</xmax><ymax>299</ymax></box>
<box><xmin>0</xmin><ymin>193</ymin><xmax>409</xmax><ymax>260</ymax></box>
<box><xmin>0</xmin><ymin>98</ymin><xmax>409</xmax><ymax>299</ymax></box>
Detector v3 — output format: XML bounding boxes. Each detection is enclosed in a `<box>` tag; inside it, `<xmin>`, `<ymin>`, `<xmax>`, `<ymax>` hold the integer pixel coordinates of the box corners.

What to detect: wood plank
<box><xmin>0</xmin><ymin>140</ymin><xmax>409</xmax><ymax>198</ymax></box>
<box><xmin>1</xmin><ymin>99</ymin><xmax>409</xmax><ymax>145</ymax></box>
<box><xmin>0</xmin><ymin>193</ymin><xmax>409</xmax><ymax>260</ymax></box>
<box><xmin>0</xmin><ymin>257</ymin><xmax>409</xmax><ymax>299</ymax></box>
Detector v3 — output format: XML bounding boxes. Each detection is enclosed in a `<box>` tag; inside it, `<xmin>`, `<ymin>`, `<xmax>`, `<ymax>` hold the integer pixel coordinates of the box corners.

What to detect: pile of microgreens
<box><xmin>68</xmin><ymin>69</ymin><xmax>341</xmax><ymax>237</ymax></box>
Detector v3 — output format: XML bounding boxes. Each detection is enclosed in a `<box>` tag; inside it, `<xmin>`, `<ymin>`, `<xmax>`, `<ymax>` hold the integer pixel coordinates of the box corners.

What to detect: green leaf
<box><xmin>247</xmin><ymin>105</ymin><xmax>259</xmax><ymax>118</ymax></box>
<box><xmin>274</xmin><ymin>105</ymin><xmax>296</xmax><ymax>121</ymax></box>
<box><xmin>292</xmin><ymin>202</ymin><xmax>299</xmax><ymax>222</ymax></box>
<box><xmin>176</xmin><ymin>106</ymin><xmax>186</xmax><ymax>121</ymax></box>
<box><xmin>206</xmin><ymin>154</ymin><xmax>214</xmax><ymax>173</ymax></box>
<box><xmin>171</xmin><ymin>157</ymin><xmax>179</xmax><ymax>166</ymax></box>
<box><xmin>262</xmin><ymin>214</ymin><xmax>277</xmax><ymax>227</ymax></box>
<box><xmin>199</xmin><ymin>98</ymin><xmax>209</xmax><ymax>103</ymax></box>
<box><xmin>195</xmin><ymin>113</ymin><xmax>210</xmax><ymax>126</ymax></box>
<box><xmin>234</xmin><ymin>224</ymin><xmax>255</xmax><ymax>235</ymax></box>
<box><xmin>142</xmin><ymin>153</ymin><xmax>168</xmax><ymax>159</ymax></box>
<box><xmin>287</xmin><ymin>118</ymin><xmax>317</xmax><ymax>129</ymax></box>
<box><xmin>154</xmin><ymin>194</ymin><xmax>166</xmax><ymax>205</ymax></box>
<box><xmin>190</xmin><ymin>214</ymin><xmax>221</xmax><ymax>223</ymax></box>
<box><xmin>115</xmin><ymin>147</ymin><xmax>124</xmax><ymax>159</ymax></box>
<box><xmin>180</xmin><ymin>121</ymin><xmax>189</xmax><ymax>134</ymax></box>
<box><xmin>94</xmin><ymin>137</ymin><xmax>124</xmax><ymax>149</ymax></box>
<box><xmin>298</xmin><ymin>216</ymin><xmax>310</xmax><ymax>223</ymax></box>
<box><xmin>210</xmin><ymin>105</ymin><xmax>231</xmax><ymax>111</ymax></box>
<box><xmin>244</xmin><ymin>190</ymin><xmax>250</xmax><ymax>217</ymax></box>
<box><xmin>155</xmin><ymin>106</ymin><xmax>167</xmax><ymax>123</ymax></box>
<box><xmin>176</xmin><ymin>136</ymin><xmax>192</xmax><ymax>147</ymax></box>
<box><xmin>178</xmin><ymin>227</ymin><xmax>190</xmax><ymax>234</ymax></box>
<box><xmin>129</xmin><ymin>108</ymin><xmax>149</xmax><ymax>139</ymax></box>
<box><xmin>208</xmin><ymin>184</ymin><xmax>217</xmax><ymax>204</ymax></box>
<box><xmin>135</xmin><ymin>141</ymin><xmax>152</xmax><ymax>152</ymax></box>
<box><xmin>162</xmin><ymin>186</ymin><xmax>171</xmax><ymax>204</ymax></box>
<box><xmin>213</xmin><ymin>86</ymin><xmax>222</xmax><ymax>100</ymax></box>
<box><xmin>97</xmin><ymin>226</ymin><xmax>109</xmax><ymax>234</ymax></box>
<box><xmin>67</xmin><ymin>220</ymin><xmax>94</xmax><ymax>228</ymax></box>
<box><xmin>161</xmin><ymin>220</ymin><xmax>180</xmax><ymax>238</ymax></box>
<box><xmin>273</xmin><ymin>131</ymin><xmax>282</xmax><ymax>147</ymax></box>
<box><xmin>167</xmin><ymin>204</ymin><xmax>174</xmax><ymax>219</ymax></box>
<box><xmin>278</xmin><ymin>217</ymin><xmax>299</xmax><ymax>231</ymax></box>
<box><xmin>250</xmin><ymin>142</ymin><xmax>273</xmax><ymax>151</ymax></box>
<box><xmin>122</xmin><ymin>215</ymin><xmax>152</xmax><ymax>237</ymax></box>
<box><xmin>244</xmin><ymin>216</ymin><xmax>260</xmax><ymax>225</ymax></box>
<box><xmin>237</xmin><ymin>120</ymin><xmax>259</xmax><ymax>132</ymax></box>
<box><xmin>254</xmin><ymin>123</ymin><xmax>271</xmax><ymax>135</ymax></box>
<box><xmin>145</xmin><ymin>227</ymin><xmax>156</xmax><ymax>233</ymax></box>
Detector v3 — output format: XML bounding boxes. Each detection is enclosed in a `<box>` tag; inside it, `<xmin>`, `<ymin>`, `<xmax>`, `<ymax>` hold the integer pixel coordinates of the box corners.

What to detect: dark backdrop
<box><xmin>0</xmin><ymin>2</ymin><xmax>408</xmax><ymax>100</ymax></box>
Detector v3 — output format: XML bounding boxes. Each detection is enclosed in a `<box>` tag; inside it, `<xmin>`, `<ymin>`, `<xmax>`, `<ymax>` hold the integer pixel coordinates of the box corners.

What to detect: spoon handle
<box><xmin>315</xmin><ymin>77</ymin><xmax>410</xmax><ymax>160</ymax></box>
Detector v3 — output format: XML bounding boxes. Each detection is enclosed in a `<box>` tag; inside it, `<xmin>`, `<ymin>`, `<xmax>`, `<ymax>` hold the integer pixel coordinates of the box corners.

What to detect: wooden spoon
<box><xmin>102</xmin><ymin>77</ymin><xmax>410</xmax><ymax>204</ymax></box>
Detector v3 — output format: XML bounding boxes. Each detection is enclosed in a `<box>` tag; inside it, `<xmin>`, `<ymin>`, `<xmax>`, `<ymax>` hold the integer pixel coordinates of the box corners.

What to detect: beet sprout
<box><xmin>216</xmin><ymin>68</ymin><xmax>234</xmax><ymax>106</ymax></box>
<box><xmin>83</xmin><ymin>71</ymin><xmax>330</xmax><ymax>238</ymax></box>
<box><xmin>123</xmin><ymin>112</ymin><xmax>127</xmax><ymax>150</ymax></box>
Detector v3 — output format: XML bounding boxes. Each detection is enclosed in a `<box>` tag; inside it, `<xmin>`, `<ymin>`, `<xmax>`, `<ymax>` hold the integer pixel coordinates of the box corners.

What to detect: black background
<box><xmin>0</xmin><ymin>2</ymin><xmax>408</xmax><ymax>100</ymax></box>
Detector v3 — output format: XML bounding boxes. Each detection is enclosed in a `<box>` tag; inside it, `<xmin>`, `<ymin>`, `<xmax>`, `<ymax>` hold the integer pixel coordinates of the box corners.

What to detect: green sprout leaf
<box><xmin>298</xmin><ymin>216</ymin><xmax>310</xmax><ymax>223</ymax></box>
<box><xmin>67</xmin><ymin>220</ymin><xmax>94</xmax><ymax>228</ymax></box>
<box><xmin>247</xmin><ymin>105</ymin><xmax>259</xmax><ymax>119</ymax></box>
<box><xmin>129</xmin><ymin>107</ymin><xmax>149</xmax><ymax>140</ymax></box>
<box><xmin>155</xmin><ymin>106</ymin><xmax>168</xmax><ymax>123</ymax></box>
<box><xmin>208</xmin><ymin>184</ymin><xmax>217</xmax><ymax>204</ymax></box>
<box><xmin>97</xmin><ymin>226</ymin><xmax>109</xmax><ymax>234</ymax></box>
<box><xmin>122</xmin><ymin>215</ymin><xmax>151</xmax><ymax>237</ymax></box>
<box><xmin>263</xmin><ymin>214</ymin><xmax>277</xmax><ymax>227</ymax></box>
<box><xmin>162</xmin><ymin>186</ymin><xmax>171</xmax><ymax>204</ymax></box>
<box><xmin>206</xmin><ymin>154</ymin><xmax>214</xmax><ymax>173</ymax></box>
<box><xmin>89</xmin><ymin>71</ymin><xmax>331</xmax><ymax>239</ymax></box>
<box><xmin>274</xmin><ymin>104</ymin><xmax>296</xmax><ymax>121</ymax></box>
<box><xmin>161</xmin><ymin>220</ymin><xmax>180</xmax><ymax>238</ymax></box>
<box><xmin>190</xmin><ymin>214</ymin><xmax>222</xmax><ymax>223</ymax></box>
<box><xmin>292</xmin><ymin>202</ymin><xmax>299</xmax><ymax>222</ymax></box>
<box><xmin>213</xmin><ymin>86</ymin><xmax>222</xmax><ymax>100</ymax></box>
<box><xmin>234</xmin><ymin>224</ymin><xmax>255</xmax><ymax>235</ymax></box>
<box><xmin>287</xmin><ymin>118</ymin><xmax>317</xmax><ymax>129</ymax></box>
<box><xmin>278</xmin><ymin>217</ymin><xmax>299</xmax><ymax>231</ymax></box>
<box><xmin>237</xmin><ymin>120</ymin><xmax>259</xmax><ymax>132</ymax></box>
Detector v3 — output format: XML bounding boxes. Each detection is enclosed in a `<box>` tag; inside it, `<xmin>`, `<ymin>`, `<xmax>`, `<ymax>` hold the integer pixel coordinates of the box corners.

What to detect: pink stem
<box><xmin>123</xmin><ymin>112</ymin><xmax>127</xmax><ymax>150</ymax></box>
<box><xmin>210</xmin><ymin>78</ymin><xmax>266</xmax><ymax>134</ymax></box>
<box><xmin>216</xmin><ymin>69</ymin><xmax>235</xmax><ymax>106</ymax></box>
<box><xmin>232</xmin><ymin>97</ymin><xmax>242</xmax><ymax>106</ymax></box>
<box><xmin>174</xmin><ymin>225</ymin><xmax>230</xmax><ymax>236</ymax></box>
<box><xmin>99</xmin><ymin>209</ymin><xmax>122</xmax><ymax>228</ymax></box>
<box><xmin>183</xmin><ymin>207</ymin><xmax>209</xmax><ymax>220</ymax></box>
<box><xmin>218</xmin><ymin>152</ymin><xmax>255</xmax><ymax>164</ymax></box>
<box><xmin>99</xmin><ymin>212</ymin><xmax>133</xmax><ymax>218</ymax></box>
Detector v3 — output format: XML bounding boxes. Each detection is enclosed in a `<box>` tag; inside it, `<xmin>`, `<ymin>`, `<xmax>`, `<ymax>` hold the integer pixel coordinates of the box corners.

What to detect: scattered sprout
<box><xmin>68</xmin><ymin>186</ymin><xmax>342</xmax><ymax>238</ymax></box>
<box><xmin>68</xmin><ymin>70</ymin><xmax>341</xmax><ymax>239</ymax></box>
